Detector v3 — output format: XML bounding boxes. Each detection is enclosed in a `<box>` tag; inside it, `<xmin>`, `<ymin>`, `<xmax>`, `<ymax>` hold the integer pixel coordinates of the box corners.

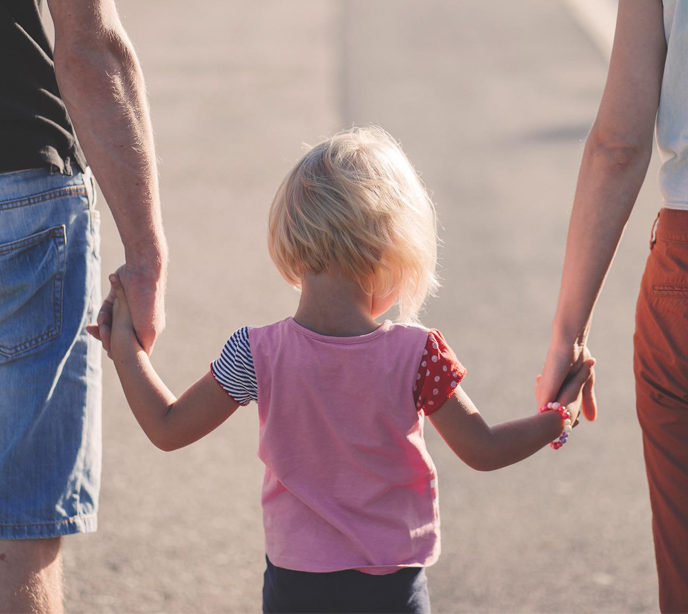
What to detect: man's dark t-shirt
<box><xmin>0</xmin><ymin>0</ymin><xmax>86</xmax><ymax>174</ymax></box>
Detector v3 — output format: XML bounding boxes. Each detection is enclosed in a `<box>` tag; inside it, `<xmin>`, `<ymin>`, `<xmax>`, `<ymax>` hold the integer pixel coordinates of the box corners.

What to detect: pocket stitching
<box><xmin>0</xmin><ymin>186</ymin><xmax>87</xmax><ymax>211</ymax></box>
<box><xmin>0</xmin><ymin>226</ymin><xmax>66</xmax><ymax>357</ymax></box>
<box><xmin>0</xmin><ymin>225</ymin><xmax>65</xmax><ymax>254</ymax></box>
<box><xmin>651</xmin><ymin>284</ymin><xmax>688</xmax><ymax>297</ymax></box>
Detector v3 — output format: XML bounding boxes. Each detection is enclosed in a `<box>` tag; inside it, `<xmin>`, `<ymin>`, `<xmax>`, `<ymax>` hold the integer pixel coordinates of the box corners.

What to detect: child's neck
<box><xmin>293</xmin><ymin>268</ymin><xmax>381</xmax><ymax>337</ymax></box>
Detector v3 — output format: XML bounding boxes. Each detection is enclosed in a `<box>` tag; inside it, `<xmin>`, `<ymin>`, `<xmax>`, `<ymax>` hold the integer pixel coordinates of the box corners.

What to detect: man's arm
<box><xmin>47</xmin><ymin>0</ymin><xmax>167</xmax><ymax>353</ymax></box>
<box><xmin>536</xmin><ymin>0</ymin><xmax>666</xmax><ymax>418</ymax></box>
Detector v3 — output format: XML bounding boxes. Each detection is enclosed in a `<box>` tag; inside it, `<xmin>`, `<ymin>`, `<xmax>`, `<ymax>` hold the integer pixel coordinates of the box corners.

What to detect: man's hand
<box><xmin>536</xmin><ymin>342</ymin><xmax>597</xmax><ymax>422</ymax></box>
<box><xmin>87</xmin><ymin>263</ymin><xmax>165</xmax><ymax>355</ymax></box>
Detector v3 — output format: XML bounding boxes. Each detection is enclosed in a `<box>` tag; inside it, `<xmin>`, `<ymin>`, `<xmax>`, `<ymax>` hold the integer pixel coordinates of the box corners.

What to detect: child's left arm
<box><xmin>106</xmin><ymin>275</ymin><xmax>240</xmax><ymax>451</ymax></box>
<box><xmin>429</xmin><ymin>360</ymin><xmax>593</xmax><ymax>471</ymax></box>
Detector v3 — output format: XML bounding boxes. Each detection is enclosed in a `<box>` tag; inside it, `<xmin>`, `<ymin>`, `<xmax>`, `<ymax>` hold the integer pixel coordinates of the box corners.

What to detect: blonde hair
<box><xmin>268</xmin><ymin>126</ymin><xmax>439</xmax><ymax>323</ymax></box>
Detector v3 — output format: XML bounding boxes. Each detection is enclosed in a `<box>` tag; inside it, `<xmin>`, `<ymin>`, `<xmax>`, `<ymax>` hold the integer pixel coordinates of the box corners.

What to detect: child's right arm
<box><xmin>429</xmin><ymin>360</ymin><xmax>594</xmax><ymax>471</ymax></box>
<box><xmin>105</xmin><ymin>275</ymin><xmax>241</xmax><ymax>452</ymax></box>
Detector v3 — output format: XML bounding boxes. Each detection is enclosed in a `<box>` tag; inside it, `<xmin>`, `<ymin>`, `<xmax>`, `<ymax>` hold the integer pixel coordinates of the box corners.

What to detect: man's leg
<box><xmin>0</xmin><ymin>168</ymin><xmax>101</xmax><ymax>613</ymax></box>
<box><xmin>0</xmin><ymin>538</ymin><xmax>63</xmax><ymax>614</ymax></box>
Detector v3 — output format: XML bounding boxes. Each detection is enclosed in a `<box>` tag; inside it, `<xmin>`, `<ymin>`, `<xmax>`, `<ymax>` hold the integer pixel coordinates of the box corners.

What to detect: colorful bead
<box><xmin>539</xmin><ymin>402</ymin><xmax>574</xmax><ymax>450</ymax></box>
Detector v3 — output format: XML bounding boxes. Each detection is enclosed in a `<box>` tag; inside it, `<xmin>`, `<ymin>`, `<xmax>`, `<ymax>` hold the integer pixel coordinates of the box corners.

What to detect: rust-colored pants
<box><xmin>635</xmin><ymin>208</ymin><xmax>688</xmax><ymax>613</ymax></box>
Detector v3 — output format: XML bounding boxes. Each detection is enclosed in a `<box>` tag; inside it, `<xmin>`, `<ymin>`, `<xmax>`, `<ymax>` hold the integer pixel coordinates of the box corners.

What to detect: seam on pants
<box><xmin>0</xmin><ymin>186</ymin><xmax>87</xmax><ymax>211</ymax></box>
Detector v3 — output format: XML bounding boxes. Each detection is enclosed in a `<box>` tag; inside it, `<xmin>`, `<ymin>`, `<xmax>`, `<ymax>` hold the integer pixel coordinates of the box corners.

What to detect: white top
<box><xmin>657</xmin><ymin>0</ymin><xmax>688</xmax><ymax>209</ymax></box>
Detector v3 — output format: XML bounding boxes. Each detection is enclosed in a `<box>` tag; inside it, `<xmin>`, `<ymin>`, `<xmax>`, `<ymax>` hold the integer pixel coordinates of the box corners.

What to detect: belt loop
<box><xmin>83</xmin><ymin>167</ymin><xmax>93</xmax><ymax>204</ymax></box>
<box><xmin>650</xmin><ymin>210</ymin><xmax>661</xmax><ymax>250</ymax></box>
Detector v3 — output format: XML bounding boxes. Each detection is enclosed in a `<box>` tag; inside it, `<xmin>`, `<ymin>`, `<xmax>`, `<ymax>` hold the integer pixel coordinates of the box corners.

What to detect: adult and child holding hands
<box><xmin>2</xmin><ymin>0</ymin><xmax>687</xmax><ymax>612</ymax></box>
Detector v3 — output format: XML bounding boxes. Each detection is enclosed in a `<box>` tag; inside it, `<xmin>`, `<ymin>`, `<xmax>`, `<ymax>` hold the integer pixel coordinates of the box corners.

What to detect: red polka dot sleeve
<box><xmin>413</xmin><ymin>329</ymin><xmax>467</xmax><ymax>416</ymax></box>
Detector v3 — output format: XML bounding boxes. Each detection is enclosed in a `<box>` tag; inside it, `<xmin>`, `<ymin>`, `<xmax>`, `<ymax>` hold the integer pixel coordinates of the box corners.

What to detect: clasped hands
<box><xmin>87</xmin><ymin>263</ymin><xmax>165</xmax><ymax>356</ymax></box>
<box><xmin>536</xmin><ymin>342</ymin><xmax>597</xmax><ymax>427</ymax></box>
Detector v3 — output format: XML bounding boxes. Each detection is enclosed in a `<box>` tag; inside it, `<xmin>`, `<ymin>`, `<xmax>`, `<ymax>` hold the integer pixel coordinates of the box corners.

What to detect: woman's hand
<box><xmin>536</xmin><ymin>342</ymin><xmax>597</xmax><ymax>422</ymax></box>
<box><xmin>542</xmin><ymin>355</ymin><xmax>596</xmax><ymax>426</ymax></box>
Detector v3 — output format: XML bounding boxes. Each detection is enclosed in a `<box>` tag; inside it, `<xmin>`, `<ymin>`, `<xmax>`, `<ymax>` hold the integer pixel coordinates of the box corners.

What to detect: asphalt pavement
<box><xmin>62</xmin><ymin>2</ymin><xmax>661</xmax><ymax>612</ymax></box>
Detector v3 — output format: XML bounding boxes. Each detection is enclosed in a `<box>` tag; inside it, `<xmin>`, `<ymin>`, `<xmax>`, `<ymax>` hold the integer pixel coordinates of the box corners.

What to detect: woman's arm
<box><xmin>536</xmin><ymin>0</ymin><xmax>667</xmax><ymax>418</ymax></box>
<box><xmin>430</xmin><ymin>360</ymin><xmax>594</xmax><ymax>471</ymax></box>
<box><xmin>108</xmin><ymin>276</ymin><xmax>240</xmax><ymax>451</ymax></box>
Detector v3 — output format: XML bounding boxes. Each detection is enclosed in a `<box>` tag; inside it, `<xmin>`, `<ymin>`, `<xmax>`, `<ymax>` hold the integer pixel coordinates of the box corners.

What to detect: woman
<box><xmin>536</xmin><ymin>0</ymin><xmax>688</xmax><ymax>611</ymax></box>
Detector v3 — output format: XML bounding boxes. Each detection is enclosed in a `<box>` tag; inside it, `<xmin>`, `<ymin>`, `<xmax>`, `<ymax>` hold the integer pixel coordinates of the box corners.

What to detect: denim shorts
<box><xmin>0</xmin><ymin>166</ymin><xmax>102</xmax><ymax>540</ymax></box>
<box><xmin>262</xmin><ymin>556</ymin><xmax>431</xmax><ymax>614</ymax></box>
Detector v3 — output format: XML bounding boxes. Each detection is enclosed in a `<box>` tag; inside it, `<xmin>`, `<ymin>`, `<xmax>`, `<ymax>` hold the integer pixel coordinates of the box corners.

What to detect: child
<box><xmin>99</xmin><ymin>127</ymin><xmax>593</xmax><ymax>614</ymax></box>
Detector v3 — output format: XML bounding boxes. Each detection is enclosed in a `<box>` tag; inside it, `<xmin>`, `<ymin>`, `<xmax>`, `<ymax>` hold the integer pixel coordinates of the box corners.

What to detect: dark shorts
<box><xmin>262</xmin><ymin>556</ymin><xmax>431</xmax><ymax>614</ymax></box>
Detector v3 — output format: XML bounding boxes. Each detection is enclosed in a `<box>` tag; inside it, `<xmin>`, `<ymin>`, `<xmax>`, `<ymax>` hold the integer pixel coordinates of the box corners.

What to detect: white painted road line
<box><xmin>562</xmin><ymin>0</ymin><xmax>618</xmax><ymax>60</ymax></box>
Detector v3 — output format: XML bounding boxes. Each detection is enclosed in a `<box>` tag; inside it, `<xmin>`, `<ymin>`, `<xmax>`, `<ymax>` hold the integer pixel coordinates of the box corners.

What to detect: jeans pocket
<box><xmin>0</xmin><ymin>225</ymin><xmax>67</xmax><ymax>360</ymax></box>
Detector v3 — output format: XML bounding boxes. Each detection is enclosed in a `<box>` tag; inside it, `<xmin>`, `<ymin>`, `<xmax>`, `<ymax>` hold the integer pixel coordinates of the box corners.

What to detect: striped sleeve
<box><xmin>210</xmin><ymin>327</ymin><xmax>258</xmax><ymax>406</ymax></box>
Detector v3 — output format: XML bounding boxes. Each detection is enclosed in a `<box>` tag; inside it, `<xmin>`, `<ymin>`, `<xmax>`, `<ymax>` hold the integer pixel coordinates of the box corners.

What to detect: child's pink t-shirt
<box><xmin>211</xmin><ymin>317</ymin><xmax>465</xmax><ymax>574</ymax></box>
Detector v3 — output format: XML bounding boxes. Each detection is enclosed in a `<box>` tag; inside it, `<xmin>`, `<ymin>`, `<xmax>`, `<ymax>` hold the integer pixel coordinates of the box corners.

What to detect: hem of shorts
<box><xmin>662</xmin><ymin>202</ymin><xmax>688</xmax><ymax>210</ymax></box>
<box><xmin>0</xmin><ymin>514</ymin><xmax>98</xmax><ymax>540</ymax></box>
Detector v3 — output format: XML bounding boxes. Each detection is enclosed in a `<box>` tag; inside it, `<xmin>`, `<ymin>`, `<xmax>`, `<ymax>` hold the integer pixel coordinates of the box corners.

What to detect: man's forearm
<box><xmin>551</xmin><ymin>134</ymin><xmax>652</xmax><ymax>347</ymax></box>
<box><xmin>54</xmin><ymin>32</ymin><xmax>167</xmax><ymax>274</ymax></box>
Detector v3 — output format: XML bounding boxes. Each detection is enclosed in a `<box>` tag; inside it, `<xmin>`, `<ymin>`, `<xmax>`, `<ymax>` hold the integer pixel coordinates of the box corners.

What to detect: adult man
<box><xmin>0</xmin><ymin>0</ymin><xmax>166</xmax><ymax>611</ymax></box>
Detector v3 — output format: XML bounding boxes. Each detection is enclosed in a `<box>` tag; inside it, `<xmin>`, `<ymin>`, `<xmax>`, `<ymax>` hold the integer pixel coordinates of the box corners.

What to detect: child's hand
<box><xmin>537</xmin><ymin>358</ymin><xmax>596</xmax><ymax>425</ymax></box>
<box><xmin>107</xmin><ymin>273</ymin><xmax>143</xmax><ymax>358</ymax></box>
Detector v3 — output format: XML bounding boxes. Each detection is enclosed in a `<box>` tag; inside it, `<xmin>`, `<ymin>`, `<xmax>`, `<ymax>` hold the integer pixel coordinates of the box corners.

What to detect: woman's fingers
<box><xmin>555</xmin><ymin>359</ymin><xmax>596</xmax><ymax>407</ymax></box>
<box><xmin>536</xmin><ymin>345</ymin><xmax>579</xmax><ymax>409</ymax></box>
<box><xmin>581</xmin><ymin>367</ymin><xmax>598</xmax><ymax>422</ymax></box>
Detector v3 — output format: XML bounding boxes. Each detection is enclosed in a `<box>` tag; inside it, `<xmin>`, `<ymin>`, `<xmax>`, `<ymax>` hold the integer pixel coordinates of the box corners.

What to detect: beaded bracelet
<box><xmin>538</xmin><ymin>402</ymin><xmax>573</xmax><ymax>450</ymax></box>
